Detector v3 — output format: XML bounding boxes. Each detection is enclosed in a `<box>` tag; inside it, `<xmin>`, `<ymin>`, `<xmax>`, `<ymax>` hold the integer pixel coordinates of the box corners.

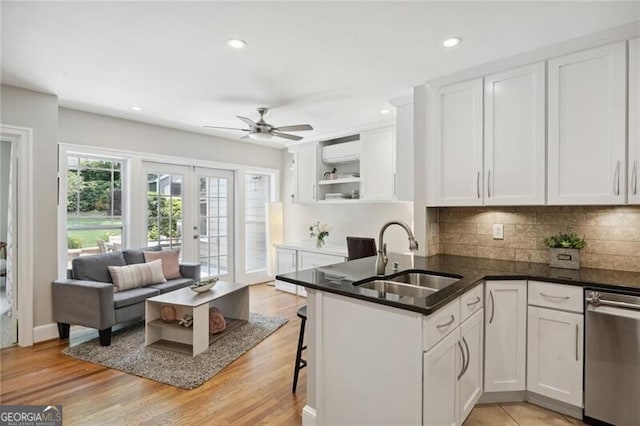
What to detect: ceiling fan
<box><xmin>203</xmin><ymin>107</ymin><xmax>314</xmax><ymax>142</ymax></box>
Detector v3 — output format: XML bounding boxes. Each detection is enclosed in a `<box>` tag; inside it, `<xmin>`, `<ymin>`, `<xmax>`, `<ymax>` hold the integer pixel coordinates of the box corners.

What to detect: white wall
<box><xmin>0</xmin><ymin>85</ymin><xmax>59</xmax><ymax>327</ymax></box>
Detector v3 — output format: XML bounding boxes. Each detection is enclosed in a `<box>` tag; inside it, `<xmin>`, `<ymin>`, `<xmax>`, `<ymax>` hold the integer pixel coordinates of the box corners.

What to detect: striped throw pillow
<box><xmin>108</xmin><ymin>259</ymin><xmax>167</xmax><ymax>291</ymax></box>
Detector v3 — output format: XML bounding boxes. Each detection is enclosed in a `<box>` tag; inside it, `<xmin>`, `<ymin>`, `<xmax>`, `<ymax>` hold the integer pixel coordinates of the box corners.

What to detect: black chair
<box><xmin>346</xmin><ymin>236</ymin><xmax>377</xmax><ymax>260</ymax></box>
<box><xmin>292</xmin><ymin>305</ymin><xmax>307</xmax><ymax>393</ymax></box>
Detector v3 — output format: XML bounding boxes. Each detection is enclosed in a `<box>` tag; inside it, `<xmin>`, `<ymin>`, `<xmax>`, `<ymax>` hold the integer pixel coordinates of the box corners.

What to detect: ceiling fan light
<box><xmin>248</xmin><ymin>132</ymin><xmax>274</xmax><ymax>141</ymax></box>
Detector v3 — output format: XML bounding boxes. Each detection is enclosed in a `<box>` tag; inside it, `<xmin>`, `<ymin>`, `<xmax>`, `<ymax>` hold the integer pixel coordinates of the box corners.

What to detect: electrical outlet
<box><xmin>493</xmin><ymin>224</ymin><xmax>504</xmax><ymax>240</ymax></box>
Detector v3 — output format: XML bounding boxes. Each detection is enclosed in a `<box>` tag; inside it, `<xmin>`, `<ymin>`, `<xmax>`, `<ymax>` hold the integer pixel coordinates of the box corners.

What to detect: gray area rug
<box><xmin>62</xmin><ymin>312</ymin><xmax>288</xmax><ymax>389</ymax></box>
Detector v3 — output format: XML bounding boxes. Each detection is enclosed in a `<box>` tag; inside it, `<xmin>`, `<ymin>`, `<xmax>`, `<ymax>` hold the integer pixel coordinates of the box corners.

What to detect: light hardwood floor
<box><xmin>1</xmin><ymin>284</ymin><xmax>586</xmax><ymax>425</ymax></box>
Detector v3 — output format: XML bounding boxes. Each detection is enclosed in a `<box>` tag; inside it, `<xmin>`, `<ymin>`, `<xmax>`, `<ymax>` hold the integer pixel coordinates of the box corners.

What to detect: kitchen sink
<box><xmin>358</xmin><ymin>280</ymin><xmax>438</xmax><ymax>299</ymax></box>
<box><xmin>355</xmin><ymin>270</ymin><xmax>461</xmax><ymax>300</ymax></box>
<box><xmin>388</xmin><ymin>271</ymin><xmax>459</xmax><ymax>290</ymax></box>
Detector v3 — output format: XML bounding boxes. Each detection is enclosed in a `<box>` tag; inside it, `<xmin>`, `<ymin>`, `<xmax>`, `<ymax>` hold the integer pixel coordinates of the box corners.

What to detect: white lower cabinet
<box><xmin>458</xmin><ymin>309</ymin><xmax>484</xmax><ymax>423</ymax></box>
<box><xmin>274</xmin><ymin>246</ymin><xmax>347</xmax><ymax>297</ymax></box>
<box><xmin>274</xmin><ymin>248</ymin><xmax>298</xmax><ymax>295</ymax></box>
<box><xmin>527</xmin><ymin>306</ymin><xmax>584</xmax><ymax>407</ymax></box>
<box><xmin>484</xmin><ymin>280</ymin><xmax>527</xmax><ymax>392</ymax></box>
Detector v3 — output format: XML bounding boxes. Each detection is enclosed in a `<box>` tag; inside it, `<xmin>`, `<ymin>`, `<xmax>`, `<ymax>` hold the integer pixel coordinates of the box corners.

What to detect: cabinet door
<box><xmin>527</xmin><ymin>306</ymin><xmax>583</xmax><ymax>407</ymax></box>
<box><xmin>433</xmin><ymin>78</ymin><xmax>483</xmax><ymax>206</ymax></box>
<box><xmin>424</xmin><ymin>328</ymin><xmax>462</xmax><ymax>426</ymax></box>
<box><xmin>458</xmin><ymin>309</ymin><xmax>484</xmax><ymax>424</ymax></box>
<box><xmin>295</xmin><ymin>143</ymin><xmax>317</xmax><ymax>203</ymax></box>
<box><xmin>484</xmin><ymin>63</ymin><xmax>545</xmax><ymax>205</ymax></box>
<box><xmin>360</xmin><ymin>127</ymin><xmax>395</xmax><ymax>201</ymax></box>
<box><xmin>548</xmin><ymin>42</ymin><xmax>627</xmax><ymax>205</ymax></box>
<box><xmin>274</xmin><ymin>248</ymin><xmax>298</xmax><ymax>294</ymax></box>
<box><xmin>298</xmin><ymin>251</ymin><xmax>344</xmax><ymax>271</ymax></box>
<box><xmin>630</xmin><ymin>38</ymin><xmax>640</xmax><ymax>204</ymax></box>
<box><xmin>484</xmin><ymin>280</ymin><xmax>527</xmax><ymax>392</ymax></box>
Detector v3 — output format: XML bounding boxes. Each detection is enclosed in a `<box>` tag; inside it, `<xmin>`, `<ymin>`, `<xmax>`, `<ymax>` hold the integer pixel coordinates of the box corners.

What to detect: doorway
<box><xmin>143</xmin><ymin>162</ymin><xmax>235</xmax><ymax>281</ymax></box>
<box><xmin>0</xmin><ymin>139</ymin><xmax>16</xmax><ymax>348</ymax></box>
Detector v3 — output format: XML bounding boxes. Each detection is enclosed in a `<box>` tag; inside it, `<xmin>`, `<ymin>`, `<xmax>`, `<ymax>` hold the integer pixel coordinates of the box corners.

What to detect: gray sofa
<box><xmin>52</xmin><ymin>247</ymin><xmax>200</xmax><ymax>346</ymax></box>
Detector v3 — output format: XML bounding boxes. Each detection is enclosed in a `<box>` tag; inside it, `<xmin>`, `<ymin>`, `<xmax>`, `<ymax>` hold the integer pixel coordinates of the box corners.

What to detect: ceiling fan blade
<box><xmin>236</xmin><ymin>116</ymin><xmax>256</xmax><ymax>128</ymax></box>
<box><xmin>273</xmin><ymin>124</ymin><xmax>314</xmax><ymax>132</ymax></box>
<box><xmin>272</xmin><ymin>131</ymin><xmax>303</xmax><ymax>141</ymax></box>
<box><xmin>202</xmin><ymin>126</ymin><xmax>250</xmax><ymax>131</ymax></box>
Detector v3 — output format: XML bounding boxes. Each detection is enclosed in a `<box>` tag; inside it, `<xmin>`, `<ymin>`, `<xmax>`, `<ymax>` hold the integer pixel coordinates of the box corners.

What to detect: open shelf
<box><xmin>318</xmin><ymin>177</ymin><xmax>361</xmax><ymax>185</ymax></box>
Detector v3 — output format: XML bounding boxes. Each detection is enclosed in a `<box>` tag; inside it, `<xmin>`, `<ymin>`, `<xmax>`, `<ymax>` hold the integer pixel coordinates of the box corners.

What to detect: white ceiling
<box><xmin>2</xmin><ymin>2</ymin><xmax>639</xmax><ymax>146</ymax></box>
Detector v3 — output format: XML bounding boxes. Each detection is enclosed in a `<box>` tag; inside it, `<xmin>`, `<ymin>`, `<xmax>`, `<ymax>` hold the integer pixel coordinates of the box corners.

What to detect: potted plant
<box><xmin>543</xmin><ymin>232</ymin><xmax>586</xmax><ymax>270</ymax></box>
<box><xmin>310</xmin><ymin>221</ymin><xmax>332</xmax><ymax>247</ymax></box>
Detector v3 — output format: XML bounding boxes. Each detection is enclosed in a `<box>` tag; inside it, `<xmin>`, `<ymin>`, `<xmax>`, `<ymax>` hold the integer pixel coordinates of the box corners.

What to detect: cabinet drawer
<box><xmin>460</xmin><ymin>284</ymin><xmax>484</xmax><ymax>322</ymax></box>
<box><xmin>528</xmin><ymin>281</ymin><xmax>583</xmax><ymax>313</ymax></box>
<box><xmin>423</xmin><ymin>298</ymin><xmax>460</xmax><ymax>351</ymax></box>
<box><xmin>298</xmin><ymin>251</ymin><xmax>345</xmax><ymax>271</ymax></box>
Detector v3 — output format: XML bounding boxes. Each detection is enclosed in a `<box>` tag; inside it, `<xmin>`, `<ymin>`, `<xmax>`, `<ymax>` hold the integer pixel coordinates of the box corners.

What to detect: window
<box><xmin>245</xmin><ymin>173</ymin><xmax>271</xmax><ymax>273</ymax></box>
<box><xmin>146</xmin><ymin>173</ymin><xmax>183</xmax><ymax>251</ymax></box>
<box><xmin>66</xmin><ymin>155</ymin><xmax>125</xmax><ymax>265</ymax></box>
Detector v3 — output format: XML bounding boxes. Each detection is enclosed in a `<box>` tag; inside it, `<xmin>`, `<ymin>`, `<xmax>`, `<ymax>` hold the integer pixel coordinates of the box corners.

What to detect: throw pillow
<box><xmin>108</xmin><ymin>259</ymin><xmax>167</xmax><ymax>291</ymax></box>
<box><xmin>143</xmin><ymin>249</ymin><xmax>182</xmax><ymax>279</ymax></box>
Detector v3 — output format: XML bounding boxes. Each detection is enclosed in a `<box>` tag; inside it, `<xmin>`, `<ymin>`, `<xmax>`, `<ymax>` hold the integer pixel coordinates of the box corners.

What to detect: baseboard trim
<box><xmin>479</xmin><ymin>391</ymin><xmax>526</xmax><ymax>404</ymax></box>
<box><xmin>33</xmin><ymin>323</ymin><xmax>59</xmax><ymax>343</ymax></box>
<box><xmin>302</xmin><ymin>405</ymin><xmax>316</xmax><ymax>426</ymax></box>
<box><xmin>527</xmin><ymin>391</ymin><xmax>583</xmax><ymax>420</ymax></box>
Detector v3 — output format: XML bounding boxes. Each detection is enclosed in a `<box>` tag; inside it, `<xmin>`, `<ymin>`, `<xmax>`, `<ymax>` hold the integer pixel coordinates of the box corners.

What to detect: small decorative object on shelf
<box><xmin>160</xmin><ymin>304</ymin><xmax>177</xmax><ymax>323</ymax></box>
<box><xmin>323</xmin><ymin>167</ymin><xmax>337</xmax><ymax>180</ymax></box>
<box><xmin>310</xmin><ymin>221</ymin><xmax>332</xmax><ymax>247</ymax></box>
<box><xmin>543</xmin><ymin>231</ymin><xmax>586</xmax><ymax>270</ymax></box>
<box><xmin>209</xmin><ymin>307</ymin><xmax>227</xmax><ymax>334</ymax></box>
<box><xmin>190</xmin><ymin>276</ymin><xmax>219</xmax><ymax>293</ymax></box>
<box><xmin>178</xmin><ymin>314</ymin><xmax>193</xmax><ymax>328</ymax></box>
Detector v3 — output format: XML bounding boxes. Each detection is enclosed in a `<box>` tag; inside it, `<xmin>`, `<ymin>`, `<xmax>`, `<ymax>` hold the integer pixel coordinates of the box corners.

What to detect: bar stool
<box><xmin>292</xmin><ymin>305</ymin><xmax>307</xmax><ymax>393</ymax></box>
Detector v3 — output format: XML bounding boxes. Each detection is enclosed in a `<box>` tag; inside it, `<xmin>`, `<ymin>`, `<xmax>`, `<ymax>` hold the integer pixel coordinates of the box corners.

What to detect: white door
<box><xmin>360</xmin><ymin>127</ymin><xmax>395</xmax><ymax>201</ymax></box>
<box><xmin>527</xmin><ymin>306</ymin><xmax>583</xmax><ymax>407</ymax></box>
<box><xmin>274</xmin><ymin>248</ymin><xmax>297</xmax><ymax>295</ymax></box>
<box><xmin>484</xmin><ymin>62</ymin><xmax>546</xmax><ymax>205</ymax></box>
<box><xmin>484</xmin><ymin>280</ymin><xmax>527</xmax><ymax>392</ymax></box>
<box><xmin>629</xmin><ymin>38</ymin><xmax>640</xmax><ymax>204</ymax></box>
<box><xmin>458</xmin><ymin>309</ymin><xmax>484</xmax><ymax>424</ymax></box>
<box><xmin>433</xmin><ymin>78</ymin><xmax>484</xmax><ymax>206</ymax></box>
<box><xmin>294</xmin><ymin>143</ymin><xmax>317</xmax><ymax>203</ymax></box>
<box><xmin>548</xmin><ymin>42</ymin><xmax>627</xmax><ymax>205</ymax></box>
<box><xmin>424</xmin><ymin>328</ymin><xmax>461</xmax><ymax>426</ymax></box>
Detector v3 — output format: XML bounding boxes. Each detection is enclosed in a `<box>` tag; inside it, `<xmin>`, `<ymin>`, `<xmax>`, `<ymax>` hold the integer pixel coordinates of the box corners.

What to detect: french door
<box><xmin>142</xmin><ymin>162</ymin><xmax>234</xmax><ymax>281</ymax></box>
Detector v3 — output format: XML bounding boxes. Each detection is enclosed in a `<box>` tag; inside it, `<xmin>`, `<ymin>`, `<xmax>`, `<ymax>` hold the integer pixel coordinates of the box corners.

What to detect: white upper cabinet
<box><xmin>629</xmin><ymin>38</ymin><xmax>640</xmax><ymax>204</ymax></box>
<box><xmin>548</xmin><ymin>42</ymin><xmax>627</xmax><ymax>205</ymax></box>
<box><xmin>433</xmin><ymin>78</ymin><xmax>484</xmax><ymax>206</ymax></box>
<box><xmin>360</xmin><ymin>127</ymin><xmax>395</xmax><ymax>201</ymax></box>
<box><xmin>484</xmin><ymin>62</ymin><xmax>546</xmax><ymax>205</ymax></box>
<box><xmin>294</xmin><ymin>143</ymin><xmax>317</xmax><ymax>203</ymax></box>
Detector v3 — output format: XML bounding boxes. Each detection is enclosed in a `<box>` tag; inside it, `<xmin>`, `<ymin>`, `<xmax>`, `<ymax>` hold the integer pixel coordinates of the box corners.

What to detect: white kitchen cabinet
<box><xmin>527</xmin><ymin>306</ymin><xmax>583</xmax><ymax>407</ymax></box>
<box><xmin>484</xmin><ymin>62</ymin><xmax>546</xmax><ymax>205</ymax></box>
<box><xmin>484</xmin><ymin>280</ymin><xmax>527</xmax><ymax>392</ymax></box>
<box><xmin>294</xmin><ymin>143</ymin><xmax>317</xmax><ymax>203</ymax></box>
<box><xmin>274</xmin><ymin>248</ymin><xmax>298</xmax><ymax>295</ymax></box>
<box><xmin>433</xmin><ymin>78</ymin><xmax>484</xmax><ymax>206</ymax></box>
<box><xmin>458</xmin><ymin>309</ymin><xmax>484</xmax><ymax>423</ymax></box>
<box><xmin>629</xmin><ymin>38</ymin><xmax>640</xmax><ymax>204</ymax></box>
<box><xmin>548</xmin><ymin>42</ymin><xmax>627</xmax><ymax>205</ymax></box>
<box><xmin>360</xmin><ymin>127</ymin><xmax>395</xmax><ymax>201</ymax></box>
<box><xmin>297</xmin><ymin>250</ymin><xmax>345</xmax><ymax>297</ymax></box>
<box><xmin>423</xmin><ymin>327</ymin><xmax>461</xmax><ymax>426</ymax></box>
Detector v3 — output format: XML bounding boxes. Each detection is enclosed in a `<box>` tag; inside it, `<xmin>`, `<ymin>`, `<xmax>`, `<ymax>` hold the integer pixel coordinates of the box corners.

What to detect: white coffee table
<box><xmin>145</xmin><ymin>281</ymin><xmax>249</xmax><ymax>356</ymax></box>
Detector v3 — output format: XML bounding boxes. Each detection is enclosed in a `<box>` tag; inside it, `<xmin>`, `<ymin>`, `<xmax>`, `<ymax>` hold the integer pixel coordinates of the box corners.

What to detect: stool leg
<box><xmin>292</xmin><ymin>317</ymin><xmax>306</xmax><ymax>393</ymax></box>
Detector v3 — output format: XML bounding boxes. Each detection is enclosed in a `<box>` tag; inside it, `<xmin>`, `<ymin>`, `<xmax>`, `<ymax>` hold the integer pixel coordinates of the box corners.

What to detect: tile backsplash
<box><xmin>428</xmin><ymin>206</ymin><xmax>640</xmax><ymax>272</ymax></box>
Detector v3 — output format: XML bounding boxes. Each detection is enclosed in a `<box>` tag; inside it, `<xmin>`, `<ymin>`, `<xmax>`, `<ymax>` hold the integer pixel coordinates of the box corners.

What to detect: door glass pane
<box><xmin>146</xmin><ymin>173</ymin><xmax>183</xmax><ymax>253</ymax></box>
<box><xmin>199</xmin><ymin>176</ymin><xmax>230</xmax><ymax>278</ymax></box>
<box><xmin>245</xmin><ymin>173</ymin><xmax>271</xmax><ymax>272</ymax></box>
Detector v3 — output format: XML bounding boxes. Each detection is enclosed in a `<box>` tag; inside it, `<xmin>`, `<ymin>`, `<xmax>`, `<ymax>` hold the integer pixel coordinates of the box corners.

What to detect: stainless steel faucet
<box><xmin>375</xmin><ymin>220</ymin><xmax>419</xmax><ymax>275</ymax></box>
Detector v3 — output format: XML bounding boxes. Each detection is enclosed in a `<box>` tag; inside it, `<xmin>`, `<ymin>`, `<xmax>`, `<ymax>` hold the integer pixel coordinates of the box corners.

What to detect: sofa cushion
<box><xmin>148</xmin><ymin>278</ymin><xmax>193</xmax><ymax>294</ymax></box>
<box><xmin>144</xmin><ymin>249</ymin><xmax>182</xmax><ymax>279</ymax></box>
<box><xmin>123</xmin><ymin>245</ymin><xmax>162</xmax><ymax>265</ymax></box>
<box><xmin>113</xmin><ymin>286</ymin><xmax>160</xmax><ymax>309</ymax></box>
<box><xmin>72</xmin><ymin>251</ymin><xmax>126</xmax><ymax>283</ymax></box>
<box><xmin>109</xmin><ymin>260</ymin><xmax>167</xmax><ymax>291</ymax></box>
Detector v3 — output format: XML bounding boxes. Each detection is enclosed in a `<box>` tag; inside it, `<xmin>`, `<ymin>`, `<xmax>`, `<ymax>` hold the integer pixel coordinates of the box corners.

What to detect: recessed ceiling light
<box><xmin>442</xmin><ymin>37</ymin><xmax>462</xmax><ymax>48</ymax></box>
<box><xmin>130</xmin><ymin>106</ymin><xmax>142</xmax><ymax>111</ymax></box>
<box><xmin>380</xmin><ymin>109</ymin><xmax>391</xmax><ymax>114</ymax></box>
<box><xmin>227</xmin><ymin>38</ymin><xmax>247</xmax><ymax>49</ymax></box>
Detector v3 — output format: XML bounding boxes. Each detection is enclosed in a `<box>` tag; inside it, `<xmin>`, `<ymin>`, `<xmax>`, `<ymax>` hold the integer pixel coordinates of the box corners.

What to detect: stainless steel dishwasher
<box><xmin>585</xmin><ymin>290</ymin><xmax>640</xmax><ymax>426</ymax></box>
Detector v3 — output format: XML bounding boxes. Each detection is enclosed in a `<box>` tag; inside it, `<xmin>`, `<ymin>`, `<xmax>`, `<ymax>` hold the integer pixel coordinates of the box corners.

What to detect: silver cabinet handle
<box><xmin>394</xmin><ymin>173</ymin><xmax>397</xmax><ymax>196</ymax></box>
<box><xmin>313</xmin><ymin>184</ymin><xmax>316</xmax><ymax>201</ymax></box>
<box><xmin>457</xmin><ymin>340</ymin><xmax>466</xmax><ymax>380</ymax></box>
<box><xmin>292</xmin><ymin>254</ymin><xmax>295</xmax><ymax>269</ymax></box>
<box><xmin>487</xmin><ymin>169</ymin><xmax>492</xmax><ymax>198</ymax></box>
<box><xmin>462</xmin><ymin>337</ymin><xmax>470</xmax><ymax>377</ymax></box>
<box><xmin>575</xmin><ymin>323</ymin><xmax>579</xmax><ymax>361</ymax></box>
<box><xmin>436</xmin><ymin>314</ymin><xmax>455</xmax><ymax>329</ymax></box>
<box><xmin>466</xmin><ymin>296</ymin><xmax>481</xmax><ymax>307</ymax></box>
<box><xmin>489</xmin><ymin>290</ymin><xmax>495</xmax><ymax>324</ymax></box>
<box><xmin>633</xmin><ymin>160</ymin><xmax>638</xmax><ymax>196</ymax></box>
<box><xmin>540</xmin><ymin>292</ymin><xmax>570</xmax><ymax>301</ymax></box>
<box><xmin>614</xmin><ymin>161</ymin><xmax>620</xmax><ymax>196</ymax></box>
<box><xmin>476</xmin><ymin>171</ymin><xmax>480</xmax><ymax>199</ymax></box>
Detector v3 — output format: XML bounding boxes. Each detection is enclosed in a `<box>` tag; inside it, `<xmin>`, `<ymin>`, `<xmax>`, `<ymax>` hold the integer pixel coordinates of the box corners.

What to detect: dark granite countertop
<box><xmin>275</xmin><ymin>254</ymin><xmax>640</xmax><ymax>316</ymax></box>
